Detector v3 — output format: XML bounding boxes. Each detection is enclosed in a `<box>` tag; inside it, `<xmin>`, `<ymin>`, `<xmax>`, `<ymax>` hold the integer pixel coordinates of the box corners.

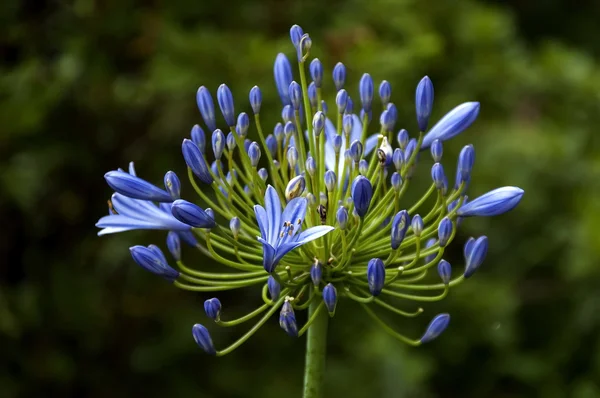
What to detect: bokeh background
<box><xmin>2</xmin><ymin>0</ymin><xmax>600</xmax><ymax>397</ymax></box>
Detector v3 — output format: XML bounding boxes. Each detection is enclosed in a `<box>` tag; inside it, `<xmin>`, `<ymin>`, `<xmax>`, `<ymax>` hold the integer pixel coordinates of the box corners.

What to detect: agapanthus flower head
<box><xmin>97</xmin><ymin>23</ymin><xmax>524</xmax><ymax>356</ymax></box>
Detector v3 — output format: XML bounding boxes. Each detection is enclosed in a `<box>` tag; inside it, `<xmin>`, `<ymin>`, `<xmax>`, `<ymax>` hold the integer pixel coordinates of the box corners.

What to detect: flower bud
<box><xmin>287</xmin><ymin>146</ymin><xmax>299</xmax><ymax>169</ymax></box>
<box><xmin>274</xmin><ymin>53</ymin><xmax>293</xmax><ymax>105</ymax></box>
<box><xmin>226</xmin><ymin>132</ymin><xmax>236</xmax><ymax>151</ymax></box>
<box><xmin>274</xmin><ymin>122</ymin><xmax>284</xmax><ymax>142</ymax></box>
<box><xmin>415</xmin><ymin>76</ymin><xmax>434</xmax><ymax>132</ymax></box>
<box><xmin>196</xmin><ymin>86</ymin><xmax>217</xmax><ymax>132</ymax></box>
<box><xmin>285</xmin><ymin>175</ymin><xmax>306</xmax><ymax>201</ymax></box>
<box><xmin>367</xmin><ymin>258</ymin><xmax>385</xmax><ymax>296</ymax></box>
<box><xmin>204</xmin><ymin>298</ymin><xmax>222</xmax><ymax>321</ymax></box>
<box><xmin>391</xmin><ymin>172</ymin><xmax>402</xmax><ymax>191</ymax></box>
<box><xmin>437</xmin><ymin>259</ymin><xmax>451</xmax><ymax>285</ymax></box>
<box><xmin>319</xmin><ymin>192</ymin><xmax>328</xmax><ymax>206</ymax></box>
<box><xmin>289</xmin><ymin>81</ymin><xmax>302</xmax><ymax>110</ymax></box>
<box><xmin>463</xmin><ymin>237</ymin><xmax>475</xmax><ymax>260</ymax></box>
<box><xmin>336</xmin><ymin>206</ymin><xmax>348</xmax><ymax>229</ymax></box>
<box><xmin>311</xmin><ymin>262</ymin><xmax>322</xmax><ymax>286</ymax></box>
<box><xmin>310</xmin><ymin>58</ymin><xmax>323</xmax><ymax>88</ymax></box>
<box><xmin>342</xmin><ymin>114</ymin><xmax>354</xmax><ymax>136</ymax></box>
<box><xmin>345</xmin><ymin>97</ymin><xmax>354</xmax><ymax>114</ymax></box>
<box><xmin>130</xmin><ymin>245</ymin><xmax>179</xmax><ymax>282</ymax></box>
<box><xmin>333</xmin><ymin>135</ymin><xmax>343</xmax><ymax>155</ymax></box>
<box><xmin>379</xmin><ymin>80</ymin><xmax>391</xmax><ymax>105</ymax></box>
<box><xmin>464</xmin><ymin>236</ymin><xmax>488</xmax><ymax>278</ymax></box>
<box><xmin>249</xmin><ymin>85</ymin><xmax>262</xmax><ymax>114</ymax></box>
<box><xmin>391</xmin><ymin>210</ymin><xmax>409</xmax><ymax>250</ymax></box>
<box><xmin>229</xmin><ymin>217</ymin><xmax>241</xmax><ymax>239</ymax></box>
<box><xmin>392</xmin><ymin>148</ymin><xmax>404</xmax><ymax>171</ymax></box>
<box><xmin>212</xmin><ymin>129</ymin><xmax>225</xmax><ymax>160</ymax></box>
<box><xmin>248</xmin><ymin>142</ymin><xmax>261</xmax><ymax>167</ymax></box>
<box><xmin>171</xmin><ymin>199</ymin><xmax>216</xmax><ymax>228</ymax></box>
<box><xmin>422</xmin><ymin>102</ymin><xmax>480</xmax><ymax>149</ymax></box>
<box><xmin>405</xmin><ymin>138</ymin><xmax>417</xmax><ymax>162</ymax></box>
<box><xmin>281</xmin><ymin>105</ymin><xmax>294</xmax><ymax>124</ymax></box>
<box><xmin>166</xmin><ymin>231</ymin><xmax>181</xmax><ymax>261</ymax></box>
<box><xmin>359</xmin><ymin>159</ymin><xmax>369</xmax><ymax>175</ymax></box>
<box><xmin>164</xmin><ymin>171</ymin><xmax>181</xmax><ymax>200</ymax></box>
<box><xmin>332</xmin><ymin>62</ymin><xmax>346</xmax><ymax>91</ymax></box>
<box><xmin>306</xmin><ymin>156</ymin><xmax>316</xmax><ymax>176</ymax></box>
<box><xmin>266</xmin><ymin>134</ymin><xmax>277</xmax><ymax>156</ymax></box>
<box><xmin>424</xmin><ymin>238</ymin><xmax>437</xmax><ymax>264</ymax></box>
<box><xmin>397</xmin><ymin>129</ymin><xmax>409</xmax><ymax>149</ymax></box>
<box><xmin>386</xmin><ymin>103</ymin><xmax>398</xmax><ymax>132</ymax></box>
<box><xmin>105</xmin><ymin>170</ymin><xmax>173</xmax><ymax>202</ymax></box>
<box><xmin>349</xmin><ymin>140</ymin><xmax>363</xmax><ymax>163</ymax></box>
<box><xmin>217</xmin><ymin>84</ymin><xmax>235</xmax><ymax>127</ymax></box>
<box><xmin>284</xmin><ymin>120</ymin><xmax>296</xmax><ymax>138</ymax></box>
<box><xmin>457</xmin><ymin>187</ymin><xmax>524</xmax><ymax>217</ymax></box>
<box><xmin>289</xmin><ymin>24</ymin><xmax>304</xmax><ymax>49</ymax></box>
<box><xmin>192</xmin><ymin>324</ymin><xmax>216</xmax><ymax>355</ymax></box>
<box><xmin>191</xmin><ymin>124</ymin><xmax>206</xmax><ymax>153</ymax></box>
<box><xmin>431</xmin><ymin>163</ymin><xmax>447</xmax><ymax>191</ymax></box>
<box><xmin>325</xmin><ymin>170</ymin><xmax>336</xmax><ymax>192</ymax></box>
<box><xmin>322</xmin><ymin>283</ymin><xmax>338</xmax><ymax>315</ymax></box>
<box><xmin>268</xmin><ymin>275</ymin><xmax>281</xmax><ymax>300</ymax></box>
<box><xmin>419</xmin><ymin>313</ymin><xmax>450</xmax><ymax>344</ymax></box>
<box><xmin>336</xmin><ymin>89</ymin><xmax>348</xmax><ymax>114</ymax></box>
<box><xmin>236</xmin><ymin>112</ymin><xmax>249</xmax><ymax>138</ymax></box>
<box><xmin>380</xmin><ymin>110</ymin><xmax>393</xmax><ymax>132</ymax></box>
<box><xmin>279</xmin><ymin>300</ymin><xmax>298</xmax><ymax>337</ymax></box>
<box><xmin>308</xmin><ymin>81</ymin><xmax>317</xmax><ymax>108</ymax></box>
<box><xmin>411</xmin><ymin>214</ymin><xmax>423</xmax><ymax>236</ymax></box>
<box><xmin>312</xmin><ymin>111</ymin><xmax>325</xmax><ymax>136</ymax></box>
<box><xmin>359</xmin><ymin>73</ymin><xmax>374</xmax><ymax>112</ymax></box>
<box><xmin>258</xmin><ymin>168</ymin><xmax>268</xmax><ymax>181</ymax></box>
<box><xmin>351</xmin><ymin>176</ymin><xmax>372</xmax><ymax>217</ymax></box>
<box><xmin>437</xmin><ymin>217</ymin><xmax>453</xmax><ymax>247</ymax></box>
<box><xmin>306</xmin><ymin>192</ymin><xmax>316</xmax><ymax>206</ymax></box>
<box><xmin>210</xmin><ymin>161</ymin><xmax>218</xmax><ymax>176</ymax></box>
<box><xmin>182</xmin><ymin>139</ymin><xmax>213</xmax><ymax>184</ymax></box>
<box><xmin>431</xmin><ymin>139</ymin><xmax>443</xmax><ymax>162</ymax></box>
<box><xmin>456</xmin><ymin>144</ymin><xmax>475</xmax><ymax>184</ymax></box>
<box><xmin>321</xmin><ymin>100</ymin><xmax>329</xmax><ymax>115</ymax></box>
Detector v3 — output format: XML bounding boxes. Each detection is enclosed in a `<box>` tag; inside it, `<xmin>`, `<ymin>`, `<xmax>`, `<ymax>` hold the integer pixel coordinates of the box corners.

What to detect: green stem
<box><xmin>302</xmin><ymin>298</ymin><xmax>329</xmax><ymax>398</ymax></box>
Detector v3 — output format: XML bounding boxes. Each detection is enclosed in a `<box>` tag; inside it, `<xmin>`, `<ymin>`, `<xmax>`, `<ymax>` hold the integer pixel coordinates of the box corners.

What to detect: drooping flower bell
<box><xmin>96</xmin><ymin>24</ymin><xmax>524</xmax><ymax>355</ymax></box>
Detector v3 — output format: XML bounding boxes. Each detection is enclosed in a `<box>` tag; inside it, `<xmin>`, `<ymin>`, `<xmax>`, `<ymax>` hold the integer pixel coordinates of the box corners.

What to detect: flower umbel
<box><xmin>96</xmin><ymin>24</ymin><xmax>524</xmax><ymax>359</ymax></box>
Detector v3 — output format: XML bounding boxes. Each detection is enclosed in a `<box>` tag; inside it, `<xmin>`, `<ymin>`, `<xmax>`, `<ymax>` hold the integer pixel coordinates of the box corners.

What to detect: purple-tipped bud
<box><xmin>411</xmin><ymin>214</ymin><xmax>424</xmax><ymax>236</ymax></box>
<box><xmin>249</xmin><ymin>85</ymin><xmax>262</xmax><ymax>114</ymax></box>
<box><xmin>130</xmin><ymin>245</ymin><xmax>179</xmax><ymax>282</ymax></box>
<box><xmin>163</xmin><ymin>171</ymin><xmax>181</xmax><ymax>200</ymax></box>
<box><xmin>437</xmin><ymin>217</ymin><xmax>453</xmax><ymax>247</ymax></box>
<box><xmin>268</xmin><ymin>275</ymin><xmax>281</xmax><ymax>300</ymax></box>
<box><xmin>308</xmin><ymin>82</ymin><xmax>318</xmax><ymax>108</ymax></box>
<box><xmin>284</xmin><ymin>120</ymin><xmax>296</xmax><ymax>138</ymax></box>
<box><xmin>310</xmin><ymin>58</ymin><xmax>324</xmax><ymax>88</ymax></box>
<box><xmin>457</xmin><ymin>187</ymin><xmax>524</xmax><ymax>217</ymax></box>
<box><xmin>216</xmin><ymin>84</ymin><xmax>235</xmax><ymax>127</ymax></box>
<box><xmin>422</xmin><ymin>102</ymin><xmax>480</xmax><ymax>149</ymax></box>
<box><xmin>359</xmin><ymin>73</ymin><xmax>374</xmax><ymax>112</ymax></box>
<box><xmin>336</xmin><ymin>206</ymin><xmax>348</xmax><ymax>229</ymax></box>
<box><xmin>437</xmin><ymin>259</ymin><xmax>451</xmax><ymax>285</ymax></box>
<box><xmin>210</xmin><ymin>161</ymin><xmax>218</xmax><ymax>176</ymax></box>
<box><xmin>392</xmin><ymin>148</ymin><xmax>404</xmax><ymax>171</ymax></box>
<box><xmin>333</xmin><ymin>135</ymin><xmax>343</xmax><ymax>154</ymax></box>
<box><xmin>431</xmin><ymin>139</ymin><xmax>443</xmax><ymax>162</ymax></box>
<box><xmin>312</xmin><ymin>111</ymin><xmax>325</xmax><ymax>137</ymax></box>
<box><xmin>391</xmin><ymin>210</ymin><xmax>409</xmax><ymax>250</ymax></box>
<box><xmin>379</xmin><ymin>80</ymin><xmax>391</xmax><ymax>105</ymax></box>
<box><xmin>281</xmin><ymin>105</ymin><xmax>294</xmax><ymax>124</ymax></box>
<box><xmin>464</xmin><ymin>236</ymin><xmax>488</xmax><ymax>278</ymax></box>
<box><xmin>420</xmin><ymin>313</ymin><xmax>450</xmax><ymax>344</ymax></box>
<box><xmin>212</xmin><ymin>129</ymin><xmax>225</xmax><ymax>160</ymax></box>
<box><xmin>349</xmin><ymin>140</ymin><xmax>363</xmax><ymax>163</ymax></box>
<box><xmin>322</xmin><ymin>283</ymin><xmax>338</xmax><ymax>315</ymax></box>
<box><xmin>236</xmin><ymin>112</ymin><xmax>249</xmax><ymax>138</ymax></box>
<box><xmin>325</xmin><ymin>170</ymin><xmax>336</xmax><ymax>192</ymax></box>
<box><xmin>367</xmin><ymin>258</ymin><xmax>385</xmax><ymax>296</ymax></box>
<box><xmin>336</xmin><ymin>89</ymin><xmax>348</xmax><ymax>114</ymax></box>
<box><xmin>332</xmin><ymin>62</ymin><xmax>346</xmax><ymax>91</ymax></box>
<box><xmin>311</xmin><ymin>262</ymin><xmax>322</xmax><ymax>286</ymax></box>
<box><xmin>105</xmin><ymin>170</ymin><xmax>173</xmax><ymax>202</ymax></box>
<box><xmin>226</xmin><ymin>132</ymin><xmax>237</xmax><ymax>151</ymax></box>
<box><xmin>191</xmin><ymin>124</ymin><xmax>206</xmax><ymax>153</ymax></box>
<box><xmin>171</xmin><ymin>199</ymin><xmax>216</xmax><ymax>228</ymax></box>
<box><xmin>248</xmin><ymin>142</ymin><xmax>261</xmax><ymax>167</ymax></box>
<box><xmin>397</xmin><ymin>129</ymin><xmax>409</xmax><ymax>149</ymax></box>
<box><xmin>166</xmin><ymin>231</ymin><xmax>181</xmax><ymax>261</ymax></box>
<box><xmin>192</xmin><ymin>324</ymin><xmax>216</xmax><ymax>355</ymax></box>
<box><xmin>229</xmin><ymin>217</ymin><xmax>241</xmax><ymax>239</ymax></box>
<box><xmin>351</xmin><ymin>175</ymin><xmax>372</xmax><ymax>217</ymax></box>
<box><xmin>279</xmin><ymin>300</ymin><xmax>298</xmax><ymax>337</ymax></box>
<box><xmin>289</xmin><ymin>81</ymin><xmax>302</xmax><ymax>110</ymax></box>
<box><xmin>415</xmin><ymin>76</ymin><xmax>434</xmax><ymax>132</ymax></box>
<box><xmin>182</xmin><ymin>139</ymin><xmax>213</xmax><ymax>184</ymax></box>
<box><xmin>424</xmin><ymin>238</ymin><xmax>437</xmax><ymax>264</ymax></box>
<box><xmin>456</xmin><ymin>144</ymin><xmax>475</xmax><ymax>185</ymax></box>
<box><xmin>391</xmin><ymin>172</ymin><xmax>402</xmax><ymax>191</ymax></box>
<box><xmin>204</xmin><ymin>298</ymin><xmax>222</xmax><ymax>321</ymax></box>
<box><xmin>431</xmin><ymin>163</ymin><xmax>447</xmax><ymax>192</ymax></box>
<box><xmin>306</xmin><ymin>156</ymin><xmax>316</xmax><ymax>176</ymax></box>
<box><xmin>274</xmin><ymin>53</ymin><xmax>293</xmax><ymax>105</ymax></box>
<box><xmin>285</xmin><ymin>175</ymin><xmax>305</xmax><ymax>201</ymax></box>
<box><xmin>196</xmin><ymin>86</ymin><xmax>217</xmax><ymax>131</ymax></box>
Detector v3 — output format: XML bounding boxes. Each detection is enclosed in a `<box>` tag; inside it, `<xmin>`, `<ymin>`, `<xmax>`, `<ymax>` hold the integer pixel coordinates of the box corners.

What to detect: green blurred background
<box><xmin>2</xmin><ymin>0</ymin><xmax>600</xmax><ymax>397</ymax></box>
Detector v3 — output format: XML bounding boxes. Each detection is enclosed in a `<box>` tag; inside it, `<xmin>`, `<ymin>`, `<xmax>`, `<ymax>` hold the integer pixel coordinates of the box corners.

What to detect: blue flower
<box><xmin>254</xmin><ymin>186</ymin><xmax>334</xmax><ymax>272</ymax></box>
<box><xmin>104</xmin><ymin>170</ymin><xmax>173</xmax><ymax>202</ymax></box>
<box><xmin>457</xmin><ymin>187</ymin><xmax>524</xmax><ymax>217</ymax></box>
<box><xmin>422</xmin><ymin>102</ymin><xmax>480</xmax><ymax>149</ymax></box>
<box><xmin>419</xmin><ymin>313</ymin><xmax>450</xmax><ymax>344</ymax></box>
<box><xmin>129</xmin><ymin>244</ymin><xmax>180</xmax><ymax>282</ymax></box>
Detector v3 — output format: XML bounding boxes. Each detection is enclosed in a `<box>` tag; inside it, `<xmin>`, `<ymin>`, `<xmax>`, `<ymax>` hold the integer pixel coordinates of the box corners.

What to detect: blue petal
<box><xmin>279</xmin><ymin>197</ymin><xmax>308</xmax><ymax>244</ymax></box>
<box><xmin>254</xmin><ymin>205</ymin><xmax>268</xmax><ymax>239</ymax></box>
<box><xmin>264</xmin><ymin>185</ymin><xmax>282</xmax><ymax>245</ymax></box>
<box><xmin>274</xmin><ymin>226</ymin><xmax>334</xmax><ymax>265</ymax></box>
<box><xmin>364</xmin><ymin>134</ymin><xmax>379</xmax><ymax>156</ymax></box>
<box><xmin>104</xmin><ymin>171</ymin><xmax>173</xmax><ymax>202</ymax></box>
<box><xmin>96</xmin><ymin>214</ymin><xmax>188</xmax><ymax>235</ymax></box>
<box><xmin>350</xmin><ymin>114</ymin><xmax>363</xmax><ymax>142</ymax></box>
<box><xmin>422</xmin><ymin>102</ymin><xmax>480</xmax><ymax>149</ymax></box>
<box><xmin>258</xmin><ymin>237</ymin><xmax>277</xmax><ymax>272</ymax></box>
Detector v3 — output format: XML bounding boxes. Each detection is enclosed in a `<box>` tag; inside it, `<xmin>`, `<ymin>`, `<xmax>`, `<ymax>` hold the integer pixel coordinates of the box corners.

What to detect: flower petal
<box><xmin>279</xmin><ymin>197</ymin><xmax>308</xmax><ymax>244</ymax></box>
<box><xmin>254</xmin><ymin>205</ymin><xmax>268</xmax><ymax>239</ymax></box>
<box><xmin>258</xmin><ymin>237</ymin><xmax>277</xmax><ymax>273</ymax></box>
<box><xmin>264</xmin><ymin>185</ymin><xmax>282</xmax><ymax>245</ymax></box>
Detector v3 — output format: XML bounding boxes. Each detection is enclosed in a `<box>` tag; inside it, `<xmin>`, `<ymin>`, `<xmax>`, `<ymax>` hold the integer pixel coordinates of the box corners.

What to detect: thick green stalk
<box><xmin>302</xmin><ymin>298</ymin><xmax>329</xmax><ymax>398</ymax></box>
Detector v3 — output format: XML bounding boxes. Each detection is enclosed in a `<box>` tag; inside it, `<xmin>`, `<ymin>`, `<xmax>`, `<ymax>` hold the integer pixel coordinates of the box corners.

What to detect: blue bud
<box><xmin>422</xmin><ymin>102</ymin><xmax>480</xmax><ymax>149</ymax></box>
<box><xmin>268</xmin><ymin>275</ymin><xmax>280</xmax><ymax>300</ymax></box>
<box><xmin>321</xmin><ymin>100</ymin><xmax>329</xmax><ymax>116</ymax></box>
<box><xmin>437</xmin><ymin>259</ymin><xmax>451</xmax><ymax>285</ymax></box>
<box><xmin>226</xmin><ymin>132</ymin><xmax>236</xmax><ymax>151</ymax></box>
<box><xmin>336</xmin><ymin>206</ymin><xmax>348</xmax><ymax>229</ymax></box>
<box><xmin>360</xmin><ymin>109</ymin><xmax>372</xmax><ymax>124</ymax></box>
<box><xmin>397</xmin><ymin>129</ymin><xmax>409</xmax><ymax>149</ymax></box>
<box><xmin>192</xmin><ymin>324</ymin><xmax>216</xmax><ymax>355</ymax></box>
<box><xmin>437</xmin><ymin>217</ymin><xmax>453</xmax><ymax>247</ymax></box>
<box><xmin>282</xmin><ymin>105</ymin><xmax>294</xmax><ymax>124</ymax></box>
<box><xmin>342</xmin><ymin>114</ymin><xmax>354</xmax><ymax>137</ymax></box>
<box><xmin>129</xmin><ymin>245</ymin><xmax>179</xmax><ymax>282</ymax></box>
<box><xmin>258</xmin><ymin>168</ymin><xmax>268</xmax><ymax>181</ymax></box>
<box><xmin>171</xmin><ymin>199</ymin><xmax>216</xmax><ymax>228</ymax></box>
<box><xmin>204</xmin><ymin>298</ymin><xmax>222</xmax><ymax>321</ymax></box>
<box><xmin>311</xmin><ymin>262</ymin><xmax>322</xmax><ymax>286</ymax></box>
<box><xmin>216</xmin><ymin>84</ymin><xmax>235</xmax><ymax>127</ymax></box>
<box><xmin>431</xmin><ymin>139</ymin><xmax>443</xmax><ymax>162</ymax></box>
<box><xmin>391</xmin><ymin>172</ymin><xmax>402</xmax><ymax>191</ymax></box>
<box><xmin>322</xmin><ymin>283</ymin><xmax>338</xmax><ymax>315</ymax></box>
<box><xmin>196</xmin><ymin>86</ymin><xmax>217</xmax><ymax>131</ymax></box>
<box><xmin>367</xmin><ymin>258</ymin><xmax>385</xmax><ymax>296</ymax></box>
<box><xmin>308</xmin><ymin>82</ymin><xmax>318</xmax><ymax>108</ymax></box>
<box><xmin>289</xmin><ymin>81</ymin><xmax>302</xmax><ymax>110</ymax></box>
<box><xmin>336</xmin><ymin>89</ymin><xmax>348</xmax><ymax>114</ymax></box>
<box><xmin>248</xmin><ymin>142</ymin><xmax>261</xmax><ymax>167</ymax></box>
<box><xmin>457</xmin><ymin>187</ymin><xmax>524</xmax><ymax>217</ymax></box>
<box><xmin>274</xmin><ymin>53</ymin><xmax>293</xmax><ymax>105</ymax></box>
<box><xmin>210</xmin><ymin>161</ymin><xmax>218</xmax><ymax>176</ymax></box>
<box><xmin>212</xmin><ymin>129</ymin><xmax>225</xmax><ymax>160</ymax></box>
<box><xmin>325</xmin><ymin>170</ymin><xmax>336</xmax><ymax>192</ymax></box>
<box><xmin>359</xmin><ymin>159</ymin><xmax>369</xmax><ymax>175</ymax></box>
<box><xmin>343</xmin><ymin>150</ymin><xmax>352</xmax><ymax>165</ymax></box>
<box><xmin>285</xmin><ymin>175</ymin><xmax>306</xmax><ymax>201</ymax></box>
<box><xmin>464</xmin><ymin>236</ymin><xmax>488</xmax><ymax>278</ymax></box>
<box><xmin>349</xmin><ymin>140</ymin><xmax>363</xmax><ymax>163</ymax></box>
<box><xmin>306</xmin><ymin>156</ymin><xmax>316</xmax><ymax>176</ymax></box>
<box><xmin>287</xmin><ymin>146</ymin><xmax>298</xmax><ymax>168</ymax></box>
<box><xmin>345</xmin><ymin>97</ymin><xmax>354</xmax><ymax>114</ymax></box>
<box><xmin>105</xmin><ymin>170</ymin><xmax>173</xmax><ymax>202</ymax></box>
<box><xmin>333</xmin><ymin>135</ymin><xmax>343</xmax><ymax>154</ymax></box>
<box><xmin>266</xmin><ymin>134</ymin><xmax>277</xmax><ymax>156</ymax></box>
<box><xmin>310</xmin><ymin>58</ymin><xmax>323</xmax><ymax>88</ymax></box>
<box><xmin>236</xmin><ymin>112</ymin><xmax>249</xmax><ymax>138</ymax></box>
<box><xmin>351</xmin><ymin>176</ymin><xmax>372</xmax><ymax>217</ymax></box>
<box><xmin>182</xmin><ymin>139</ymin><xmax>213</xmax><ymax>184</ymax></box>
<box><xmin>274</xmin><ymin>123</ymin><xmax>284</xmax><ymax>142</ymax></box>
<box><xmin>411</xmin><ymin>214</ymin><xmax>424</xmax><ymax>236</ymax></box>
<box><xmin>415</xmin><ymin>76</ymin><xmax>434</xmax><ymax>132</ymax></box>
<box><xmin>166</xmin><ymin>231</ymin><xmax>181</xmax><ymax>261</ymax></box>
<box><xmin>359</xmin><ymin>73</ymin><xmax>374</xmax><ymax>113</ymax></box>
<box><xmin>405</xmin><ymin>138</ymin><xmax>417</xmax><ymax>162</ymax></box>
<box><xmin>284</xmin><ymin>121</ymin><xmax>296</xmax><ymax>139</ymax></box>
<box><xmin>332</xmin><ymin>62</ymin><xmax>346</xmax><ymax>91</ymax></box>
<box><xmin>420</xmin><ymin>313</ymin><xmax>450</xmax><ymax>344</ymax></box>
<box><xmin>379</xmin><ymin>137</ymin><xmax>393</xmax><ymax>166</ymax></box>
<box><xmin>290</xmin><ymin>24</ymin><xmax>304</xmax><ymax>48</ymax></box>
<box><xmin>299</xmin><ymin>33</ymin><xmax>312</xmax><ymax>59</ymax></box>
<box><xmin>249</xmin><ymin>85</ymin><xmax>262</xmax><ymax>114</ymax></box>
<box><xmin>431</xmin><ymin>163</ymin><xmax>447</xmax><ymax>191</ymax></box>
<box><xmin>244</xmin><ymin>185</ymin><xmax>251</xmax><ymax>195</ymax></box>
<box><xmin>191</xmin><ymin>124</ymin><xmax>206</xmax><ymax>153</ymax></box>
<box><xmin>380</xmin><ymin>110</ymin><xmax>393</xmax><ymax>132</ymax></box>
<box><xmin>379</xmin><ymin>80</ymin><xmax>391</xmax><ymax>105</ymax></box>
<box><xmin>424</xmin><ymin>238</ymin><xmax>437</xmax><ymax>264</ymax></box>
<box><xmin>386</xmin><ymin>103</ymin><xmax>398</xmax><ymax>131</ymax></box>
<box><xmin>392</xmin><ymin>148</ymin><xmax>404</xmax><ymax>171</ymax></box>
<box><xmin>279</xmin><ymin>300</ymin><xmax>298</xmax><ymax>337</ymax></box>
<box><xmin>464</xmin><ymin>237</ymin><xmax>475</xmax><ymax>260</ymax></box>
<box><xmin>456</xmin><ymin>144</ymin><xmax>475</xmax><ymax>184</ymax></box>
<box><xmin>391</xmin><ymin>210</ymin><xmax>409</xmax><ymax>250</ymax></box>
<box><xmin>313</xmin><ymin>111</ymin><xmax>325</xmax><ymax>136</ymax></box>
<box><xmin>229</xmin><ymin>217</ymin><xmax>241</xmax><ymax>239</ymax></box>
<box><xmin>164</xmin><ymin>171</ymin><xmax>181</xmax><ymax>200</ymax></box>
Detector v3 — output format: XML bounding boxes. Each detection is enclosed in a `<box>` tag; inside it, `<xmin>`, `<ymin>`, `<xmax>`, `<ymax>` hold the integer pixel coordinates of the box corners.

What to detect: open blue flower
<box><xmin>254</xmin><ymin>186</ymin><xmax>334</xmax><ymax>272</ymax></box>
